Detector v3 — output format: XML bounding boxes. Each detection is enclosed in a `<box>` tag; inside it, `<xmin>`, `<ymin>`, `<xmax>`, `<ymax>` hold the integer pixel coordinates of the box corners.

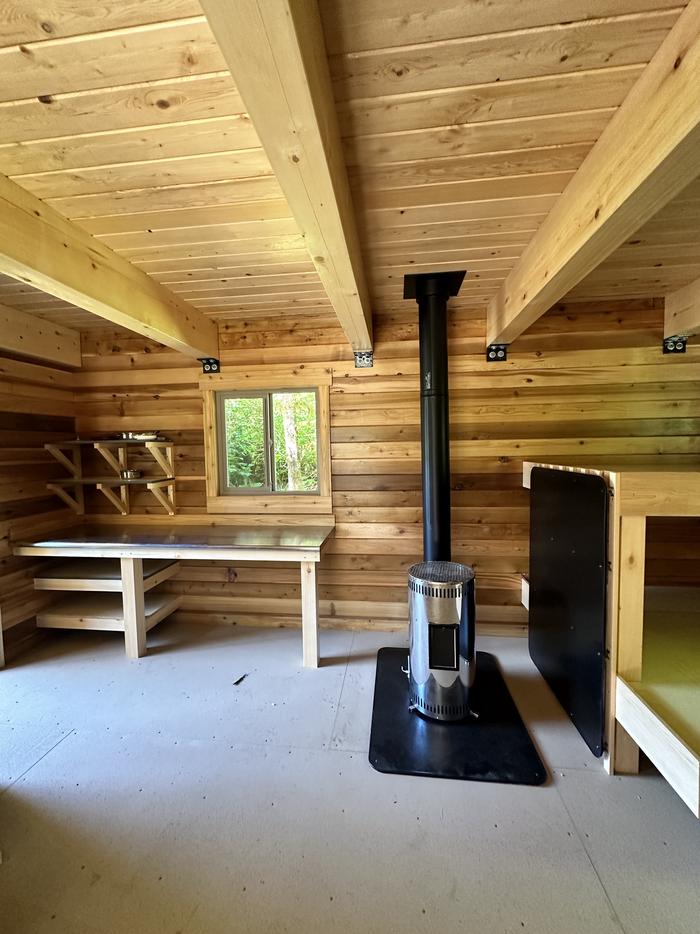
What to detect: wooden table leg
<box><xmin>300</xmin><ymin>560</ymin><xmax>319</xmax><ymax>668</ymax></box>
<box><xmin>121</xmin><ymin>557</ymin><xmax>146</xmax><ymax>659</ymax></box>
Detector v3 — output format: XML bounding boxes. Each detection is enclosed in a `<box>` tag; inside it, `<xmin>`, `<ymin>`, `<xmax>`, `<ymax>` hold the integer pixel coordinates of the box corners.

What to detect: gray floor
<box><xmin>1</xmin><ymin>621</ymin><xmax>699</xmax><ymax>934</ymax></box>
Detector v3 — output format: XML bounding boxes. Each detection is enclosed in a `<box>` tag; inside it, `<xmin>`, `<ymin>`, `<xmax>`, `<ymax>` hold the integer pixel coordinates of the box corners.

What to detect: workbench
<box><xmin>13</xmin><ymin>524</ymin><xmax>334</xmax><ymax>667</ymax></box>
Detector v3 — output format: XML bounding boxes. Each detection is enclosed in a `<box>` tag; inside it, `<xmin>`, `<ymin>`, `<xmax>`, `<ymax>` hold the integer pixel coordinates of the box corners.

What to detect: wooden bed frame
<box><xmin>524</xmin><ymin>462</ymin><xmax>700</xmax><ymax>817</ymax></box>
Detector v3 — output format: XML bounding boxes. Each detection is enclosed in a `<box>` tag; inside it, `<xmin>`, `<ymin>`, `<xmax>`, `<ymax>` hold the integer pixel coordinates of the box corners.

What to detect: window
<box><xmin>201</xmin><ymin>371</ymin><xmax>332</xmax><ymax>515</ymax></box>
<box><xmin>216</xmin><ymin>390</ymin><xmax>320</xmax><ymax>495</ymax></box>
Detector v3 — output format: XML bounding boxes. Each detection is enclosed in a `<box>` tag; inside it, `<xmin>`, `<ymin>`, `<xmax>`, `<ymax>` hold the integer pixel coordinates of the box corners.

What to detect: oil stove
<box><xmin>403</xmin><ymin>272</ymin><xmax>476</xmax><ymax>721</ymax></box>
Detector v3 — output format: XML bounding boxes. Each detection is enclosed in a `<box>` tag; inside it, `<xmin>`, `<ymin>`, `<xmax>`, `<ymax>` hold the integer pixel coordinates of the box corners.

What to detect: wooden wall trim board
<box><xmin>198</xmin><ymin>367</ymin><xmax>334</xmax><ymax>391</ymax></box>
<box><xmin>199</xmin><ymin>0</ymin><xmax>372</xmax><ymax>352</ymax></box>
<box><xmin>487</xmin><ymin>0</ymin><xmax>700</xmax><ymax>345</ymax></box>
<box><xmin>0</xmin><ymin>174</ymin><xmax>219</xmax><ymax>359</ymax></box>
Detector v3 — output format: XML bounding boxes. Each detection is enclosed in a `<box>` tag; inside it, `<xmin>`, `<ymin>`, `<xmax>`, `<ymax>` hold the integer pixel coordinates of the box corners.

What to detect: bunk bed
<box><xmin>524</xmin><ymin>463</ymin><xmax>700</xmax><ymax>817</ymax></box>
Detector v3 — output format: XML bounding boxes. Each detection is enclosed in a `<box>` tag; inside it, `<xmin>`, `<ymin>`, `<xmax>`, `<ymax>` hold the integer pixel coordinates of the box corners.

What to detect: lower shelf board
<box><xmin>34</xmin><ymin>558</ymin><xmax>180</xmax><ymax>593</ymax></box>
<box><xmin>36</xmin><ymin>590</ymin><xmax>182</xmax><ymax>633</ymax></box>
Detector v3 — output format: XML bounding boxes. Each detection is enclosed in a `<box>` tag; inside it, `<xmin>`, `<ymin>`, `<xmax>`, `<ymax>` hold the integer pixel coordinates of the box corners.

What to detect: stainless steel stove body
<box><xmin>408</xmin><ymin>560</ymin><xmax>475</xmax><ymax>721</ymax></box>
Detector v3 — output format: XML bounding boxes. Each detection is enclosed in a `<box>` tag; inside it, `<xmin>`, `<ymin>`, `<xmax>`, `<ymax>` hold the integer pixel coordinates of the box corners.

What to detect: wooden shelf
<box><xmin>615</xmin><ymin>587</ymin><xmax>700</xmax><ymax>817</ymax></box>
<box><xmin>49</xmin><ymin>477</ymin><xmax>174</xmax><ymax>487</ymax></box>
<box><xmin>56</xmin><ymin>439</ymin><xmax>170</xmax><ymax>447</ymax></box>
<box><xmin>35</xmin><ymin>559</ymin><xmax>180</xmax><ymax>593</ymax></box>
<box><xmin>45</xmin><ymin>439</ymin><xmax>176</xmax><ymax>516</ymax></box>
<box><xmin>36</xmin><ymin>589</ymin><xmax>181</xmax><ymax>633</ymax></box>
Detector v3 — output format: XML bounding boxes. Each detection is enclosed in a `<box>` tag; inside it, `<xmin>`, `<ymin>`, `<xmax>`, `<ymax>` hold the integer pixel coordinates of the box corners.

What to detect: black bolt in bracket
<box><xmin>486</xmin><ymin>343</ymin><xmax>508</xmax><ymax>362</ymax></box>
<box><xmin>199</xmin><ymin>357</ymin><xmax>221</xmax><ymax>373</ymax></box>
<box><xmin>663</xmin><ymin>336</ymin><xmax>687</xmax><ymax>354</ymax></box>
<box><xmin>354</xmin><ymin>350</ymin><xmax>374</xmax><ymax>368</ymax></box>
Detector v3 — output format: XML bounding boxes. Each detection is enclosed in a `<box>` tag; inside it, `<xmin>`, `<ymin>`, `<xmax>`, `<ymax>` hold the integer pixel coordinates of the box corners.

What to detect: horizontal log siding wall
<box><xmin>75</xmin><ymin>298</ymin><xmax>700</xmax><ymax>634</ymax></box>
<box><xmin>0</xmin><ymin>356</ymin><xmax>77</xmax><ymax>652</ymax></box>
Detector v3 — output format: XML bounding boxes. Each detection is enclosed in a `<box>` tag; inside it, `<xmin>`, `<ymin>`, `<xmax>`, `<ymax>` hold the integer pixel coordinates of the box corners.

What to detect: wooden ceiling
<box><xmin>0</xmin><ymin>0</ymin><xmax>697</xmax><ymax>336</ymax></box>
<box><xmin>0</xmin><ymin>272</ymin><xmax>89</xmax><ymax>328</ymax></box>
<box><xmin>323</xmin><ymin>0</ymin><xmax>694</xmax><ymax>315</ymax></box>
<box><xmin>566</xmin><ymin>175</ymin><xmax>700</xmax><ymax>301</ymax></box>
<box><xmin>0</xmin><ymin>0</ymin><xmax>328</xmax><ymax>328</ymax></box>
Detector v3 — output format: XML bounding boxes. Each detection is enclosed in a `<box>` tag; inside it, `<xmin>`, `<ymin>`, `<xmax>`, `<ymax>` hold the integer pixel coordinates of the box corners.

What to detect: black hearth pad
<box><xmin>369</xmin><ymin>648</ymin><xmax>546</xmax><ymax>785</ymax></box>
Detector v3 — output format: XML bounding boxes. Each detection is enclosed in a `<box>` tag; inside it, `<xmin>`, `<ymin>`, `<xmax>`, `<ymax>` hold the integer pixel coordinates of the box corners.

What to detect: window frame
<box><xmin>215</xmin><ymin>388</ymin><xmax>321</xmax><ymax>496</ymax></box>
<box><xmin>201</xmin><ymin>369</ymin><xmax>332</xmax><ymax>517</ymax></box>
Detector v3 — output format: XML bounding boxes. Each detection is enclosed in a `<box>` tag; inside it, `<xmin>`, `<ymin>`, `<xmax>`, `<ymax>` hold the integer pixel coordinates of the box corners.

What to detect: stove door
<box><xmin>428</xmin><ymin>623</ymin><xmax>459</xmax><ymax>671</ymax></box>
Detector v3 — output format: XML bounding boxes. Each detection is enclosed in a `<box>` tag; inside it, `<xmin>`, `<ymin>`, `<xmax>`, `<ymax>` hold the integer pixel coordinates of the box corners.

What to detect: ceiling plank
<box><xmin>0</xmin><ymin>18</ymin><xmax>224</xmax><ymax>103</ymax></box>
<box><xmin>320</xmin><ymin>1</ymin><xmax>684</xmax><ymax>54</ymax></box>
<box><xmin>487</xmin><ymin>0</ymin><xmax>700</xmax><ymax>346</ymax></box>
<box><xmin>0</xmin><ymin>173</ymin><xmax>219</xmax><ymax>358</ymax></box>
<box><xmin>0</xmin><ymin>301</ymin><xmax>81</xmax><ymax>367</ymax></box>
<box><xmin>200</xmin><ymin>0</ymin><xmax>372</xmax><ymax>352</ymax></box>
<box><xmin>665</xmin><ymin>276</ymin><xmax>700</xmax><ymax>338</ymax></box>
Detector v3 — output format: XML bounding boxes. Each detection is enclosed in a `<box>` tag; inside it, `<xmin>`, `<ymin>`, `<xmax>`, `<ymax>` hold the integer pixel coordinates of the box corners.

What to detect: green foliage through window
<box><xmin>223</xmin><ymin>396</ymin><xmax>266</xmax><ymax>489</ymax></box>
<box><xmin>272</xmin><ymin>392</ymin><xmax>318</xmax><ymax>492</ymax></box>
<box><xmin>218</xmin><ymin>390</ymin><xmax>318</xmax><ymax>493</ymax></box>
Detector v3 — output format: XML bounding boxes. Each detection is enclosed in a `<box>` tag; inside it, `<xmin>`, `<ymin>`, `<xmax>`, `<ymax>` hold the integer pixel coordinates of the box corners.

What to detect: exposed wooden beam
<box><xmin>665</xmin><ymin>276</ymin><xmax>700</xmax><ymax>338</ymax></box>
<box><xmin>200</xmin><ymin>0</ymin><xmax>372</xmax><ymax>353</ymax></box>
<box><xmin>0</xmin><ymin>302</ymin><xmax>81</xmax><ymax>367</ymax></box>
<box><xmin>0</xmin><ymin>174</ymin><xmax>218</xmax><ymax>359</ymax></box>
<box><xmin>487</xmin><ymin>0</ymin><xmax>700</xmax><ymax>346</ymax></box>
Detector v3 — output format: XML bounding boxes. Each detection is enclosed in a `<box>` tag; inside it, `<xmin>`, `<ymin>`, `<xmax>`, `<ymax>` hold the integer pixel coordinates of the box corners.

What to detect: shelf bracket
<box><xmin>45</xmin><ymin>442</ymin><xmax>84</xmax><ymax>513</ymax></box>
<box><xmin>94</xmin><ymin>442</ymin><xmax>126</xmax><ymax>475</ymax></box>
<box><xmin>147</xmin><ymin>482</ymin><xmax>176</xmax><ymax>516</ymax></box>
<box><xmin>45</xmin><ymin>443</ymin><xmax>81</xmax><ymax>477</ymax></box>
<box><xmin>46</xmin><ymin>483</ymin><xmax>84</xmax><ymax>515</ymax></box>
<box><xmin>145</xmin><ymin>442</ymin><xmax>175</xmax><ymax>476</ymax></box>
<box><xmin>96</xmin><ymin>483</ymin><xmax>129</xmax><ymax>516</ymax></box>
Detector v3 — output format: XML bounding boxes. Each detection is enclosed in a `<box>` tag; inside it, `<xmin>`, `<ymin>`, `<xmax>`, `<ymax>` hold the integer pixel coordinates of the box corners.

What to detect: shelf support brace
<box><xmin>46</xmin><ymin>443</ymin><xmax>80</xmax><ymax>477</ymax></box>
<box><xmin>96</xmin><ymin>483</ymin><xmax>129</xmax><ymax>516</ymax></box>
<box><xmin>145</xmin><ymin>442</ymin><xmax>175</xmax><ymax>476</ymax></box>
<box><xmin>46</xmin><ymin>483</ymin><xmax>84</xmax><ymax>515</ymax></box>
<box><xmin>94</xmin><ymin>443</ymin><xmax>126</xmax><ymax>475</ymax></box>
<box><xmin>147</xmin><ymin>482</ymin><xmax>176</xmax><ymax>516</ymax></box>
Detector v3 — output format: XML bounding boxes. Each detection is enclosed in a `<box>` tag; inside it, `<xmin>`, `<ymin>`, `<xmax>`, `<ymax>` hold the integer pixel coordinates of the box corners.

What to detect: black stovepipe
<box><xmin>404</xmin><ymin>270</ymin><xmax>466</xmax><ymax>562</ymax></box>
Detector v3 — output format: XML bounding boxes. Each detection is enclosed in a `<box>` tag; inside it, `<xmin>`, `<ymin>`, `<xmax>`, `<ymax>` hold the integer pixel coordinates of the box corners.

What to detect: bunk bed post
<box><xmin>613</xmin><ymin>515</ymin><xmax>647</xmax><ymax>774</ymax></box>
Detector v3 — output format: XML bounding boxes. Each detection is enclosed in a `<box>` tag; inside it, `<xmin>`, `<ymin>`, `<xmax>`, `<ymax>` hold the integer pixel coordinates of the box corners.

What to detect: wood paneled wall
<box><xmin>73</xmin><ymin>297</ymin><xmax>700</xmax><ymax>635</ymax></box>
<box><xmin>0</xmin><ymin>356</ymin><xmax>77</xmax><ymax>657</ymax></box>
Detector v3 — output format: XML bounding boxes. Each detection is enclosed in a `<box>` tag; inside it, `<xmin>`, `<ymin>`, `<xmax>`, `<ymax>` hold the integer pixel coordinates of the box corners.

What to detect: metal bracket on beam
<box><xmin>486</xmin><ymin>344</ymin><xmax>508</xmax><ymax>362</ymax></box>
<box><xmin>662</xmin><ymin>336</ymin><xmax>687</xmax><ymax>354</ymax></box>
<box><xmin>354</xmin><ymin>350</ymin><xmax>374</xmax><ymax>368</ymax></box>
<box><xmin>199</xmin><ymin>357</ymin><xmax>221</xmax><ymax>373</ymax></box>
